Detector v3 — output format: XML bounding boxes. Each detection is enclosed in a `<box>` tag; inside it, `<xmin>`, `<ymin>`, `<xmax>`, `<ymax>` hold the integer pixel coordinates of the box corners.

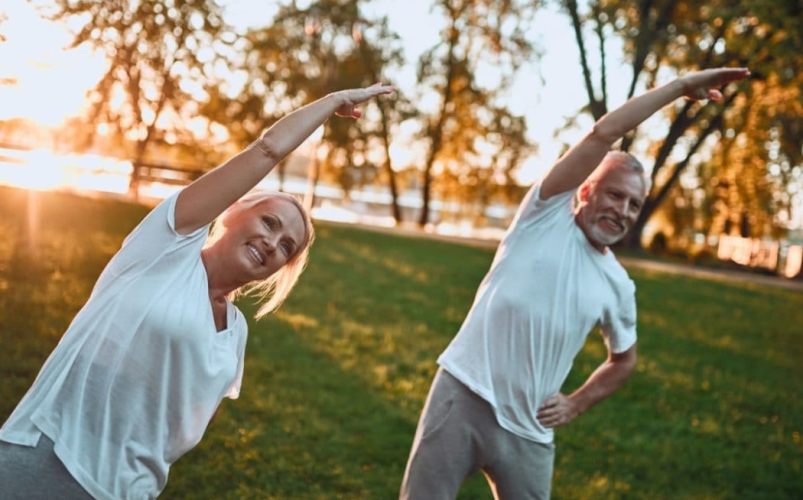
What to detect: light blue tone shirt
<box><xmin>439</xmin><ymin>184</ymin><xmax>637</xmax><ymax>443</ymax></box>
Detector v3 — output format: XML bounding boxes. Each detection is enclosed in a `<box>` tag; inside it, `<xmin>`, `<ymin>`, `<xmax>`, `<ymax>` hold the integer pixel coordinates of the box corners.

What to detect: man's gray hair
<box><xmin>585</xmin><ymin>151</ymin><xmax>652</xmax><ymax>195</ymax></box>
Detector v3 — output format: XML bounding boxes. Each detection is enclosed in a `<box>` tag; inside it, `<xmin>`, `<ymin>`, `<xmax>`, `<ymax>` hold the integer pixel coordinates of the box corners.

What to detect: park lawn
<box><xmin>0</xmin><ymin>186</ymin><xmax>801</xmax><ymax>500</ymax></box>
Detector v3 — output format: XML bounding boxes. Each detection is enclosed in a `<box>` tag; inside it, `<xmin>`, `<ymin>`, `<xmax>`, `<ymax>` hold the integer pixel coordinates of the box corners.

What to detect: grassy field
<box><xmin>0</xmin><ymin>186</ymin><xmax>801</xmax><ymax>500</ymax></box>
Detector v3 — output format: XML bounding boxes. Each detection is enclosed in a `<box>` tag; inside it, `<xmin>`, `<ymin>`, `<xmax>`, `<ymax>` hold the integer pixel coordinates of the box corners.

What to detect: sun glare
<box><xmin>0</xmin><ymin>147</ymin><xmax>132</xmax><ymax>194</ymax></box>
<box><xmin>0</xmin><ymin>2</ymin><xmax>106</xmax><ymax>127</ymax></box>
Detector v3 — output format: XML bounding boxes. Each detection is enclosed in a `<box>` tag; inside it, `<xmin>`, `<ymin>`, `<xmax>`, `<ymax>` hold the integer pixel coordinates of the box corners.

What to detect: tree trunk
<box><xmin>304</xmin><ymin>142</ymin><xmax>321</xmax><ymax>212</ymax></box>
<box><xmin>129</xmin><ymin>137</ymin><xmax>151</xmax><ymax>201</ymax></box>
<box><xmin>565</xmin><ymin>0</ymin><xmax>606</xmax><ymax>120</ymax></box>
<box><xmin>622</xmin><ymin>92</ymin><xmax>737</xmax><ymax>249</ymax></box>
<box><xmin>373</xmin><ymin>80</ymin><xmax>402</xmax><ymax>224</ymax></box>
<box><xmin>380</xmin><ymin>113</ymin><xmax>402</xmax><ymax>224</ymax></box>
<box><xmin>128</xmin><ymin>64</ymin><xmax>176</xmax><ymax>200</ymax></box>
<box><xmin>418</xmin><ymin>18</ymin><xmax>458</xmax><ymax>227</ymax></box>
<box><xmin>356</xmin><ymin>37</ymin><xmax>403</xmax><ymax>224</ymax></box>
<box><xmin>278</xmin><ymin>161</ymin><xmax>286</xmax><ymax>192</ymax></box>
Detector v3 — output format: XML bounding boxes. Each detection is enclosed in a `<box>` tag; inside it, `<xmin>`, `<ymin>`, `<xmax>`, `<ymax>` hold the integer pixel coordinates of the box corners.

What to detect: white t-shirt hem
<box><xmin>438</xmin><ymin>361</ymin><xmax>555</xmax><ymax>444</ymax></box>
<box><xmin>0</xmin><ymin>429</ymin><xmax>40</xmax><ymax>447</ymax></box>
<box><xmin>608</xmin><ymin>334</ymin><xmax>637</xmax><ymax>355</ymax></box>
<box><xmin>33</xmin><ymin>417</ymin><xmax>118</xmax><ymax>500</ymax></box>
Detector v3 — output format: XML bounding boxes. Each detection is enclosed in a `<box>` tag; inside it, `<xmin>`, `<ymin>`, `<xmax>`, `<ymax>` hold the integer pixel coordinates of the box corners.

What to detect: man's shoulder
<box><xmin>513</xmin><ymin>184</ymin><xmax>576</xmax><ymax>225</ymax></box>
<box><xmin>601</xmin><ymin>250</ymin><xmax>636</xmax><ymax>290</ymax></box>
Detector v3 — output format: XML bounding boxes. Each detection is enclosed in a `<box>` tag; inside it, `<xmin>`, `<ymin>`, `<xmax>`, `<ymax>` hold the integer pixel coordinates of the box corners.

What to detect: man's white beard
<box><xmin>588</xmin><ymin>215</ymin><xmax>627</xmax><ymax>246</ymax></box>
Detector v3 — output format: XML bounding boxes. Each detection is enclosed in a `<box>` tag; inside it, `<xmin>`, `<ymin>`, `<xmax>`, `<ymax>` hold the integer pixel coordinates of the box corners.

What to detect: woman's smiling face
<box><xmin>219</xmin><ymin>196</ymin><xmax>308</xmax><ymax>282</ymax></box>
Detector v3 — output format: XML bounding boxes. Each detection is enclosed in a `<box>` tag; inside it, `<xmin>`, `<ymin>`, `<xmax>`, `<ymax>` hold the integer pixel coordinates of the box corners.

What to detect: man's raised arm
<box><xmin>538</xmin><ymin>67</ymin><xmax>750</xmax><ymax>201</ymax></box>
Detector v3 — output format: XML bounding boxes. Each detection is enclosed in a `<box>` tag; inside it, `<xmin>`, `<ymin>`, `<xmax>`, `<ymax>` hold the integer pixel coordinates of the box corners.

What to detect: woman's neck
<box><xmin>201</xmin><ymin>248</ymin><xmax>242</xmax><ymax>300</ymax></box>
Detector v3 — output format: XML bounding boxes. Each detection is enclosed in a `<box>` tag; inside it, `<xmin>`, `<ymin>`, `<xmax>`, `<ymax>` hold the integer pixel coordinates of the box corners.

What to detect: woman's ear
<box><xmin>219</xmin><ymin>201</ymin><xmax>245</xmax><ymax>228</ymax></box>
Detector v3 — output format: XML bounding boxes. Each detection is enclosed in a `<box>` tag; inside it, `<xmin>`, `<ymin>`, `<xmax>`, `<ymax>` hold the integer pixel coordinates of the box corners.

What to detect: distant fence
<box><xmin>0</xmin><ymin>141</ymin><xmax>205</xmax><ymax>193</ymax></box>
<box><xmin>717</xmin><ymin>235</ymin><xmax>802</xmax><ymax>279</ymax></box>
<box><xmin>133</xmin><ymin>161</ymin><xmax>205</xmax><ymax>186</ymax></box>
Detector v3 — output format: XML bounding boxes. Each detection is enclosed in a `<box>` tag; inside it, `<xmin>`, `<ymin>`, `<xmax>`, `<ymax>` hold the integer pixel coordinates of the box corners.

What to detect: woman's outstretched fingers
<box><xmin>723</xmin><ymin>67</ymin><xmax>751</xmax><ymax>81</ymax></box>
<box><xmin>334</xmin><ymin>84</ymin><xmax>394</xmax><ymax>118</ymax></box>
<box><xmin>711</xmin><ymin>68</ymin><xmax>750</xmax><ymax>88</ymax></box>
<box><xmin>369</xmin><ymin>84</ymin><xmax>394</xmax><ymax>98</ymax></box>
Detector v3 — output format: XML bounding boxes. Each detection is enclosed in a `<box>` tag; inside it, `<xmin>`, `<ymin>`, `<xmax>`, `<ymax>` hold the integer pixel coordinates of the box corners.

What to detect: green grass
<box><xmin>1</xmin><ymin>186</ymin><xmax>801</xmax><ymax>500</ymax></box>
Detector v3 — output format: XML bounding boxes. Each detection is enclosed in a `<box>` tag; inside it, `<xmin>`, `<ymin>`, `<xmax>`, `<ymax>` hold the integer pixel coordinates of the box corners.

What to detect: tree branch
<box><xmin>593</xmin><ymin>1</ymin><xmax>608</xmax><ymax>110</ymax></box>
<box><xmin>565</xmin><ymin>0</ymin><xmax>604</xmax><ymax>120</ymax></box>
<box><xmin>621</xmin><ymin>0</ymin><xmax>679</xmax><ymax>151</ymax></box>
<box><xmin>648</xmin><ymin>91</ymin><xmax>739</xmax><ymax>211</ymax></box>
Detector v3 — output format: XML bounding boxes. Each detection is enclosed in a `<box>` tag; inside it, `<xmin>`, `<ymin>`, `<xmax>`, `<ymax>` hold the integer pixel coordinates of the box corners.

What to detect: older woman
<box><xmin>0</xmin><ymin>83</ymin><xmax>393</xmax><ymax>500</ymax></box>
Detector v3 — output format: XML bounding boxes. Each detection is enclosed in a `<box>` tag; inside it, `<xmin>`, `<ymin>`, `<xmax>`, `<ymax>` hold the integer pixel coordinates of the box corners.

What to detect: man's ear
<box><xmin>578</xmin><ymin>181</ymin><xmax>591</xmax><ymax>202</ymax></box>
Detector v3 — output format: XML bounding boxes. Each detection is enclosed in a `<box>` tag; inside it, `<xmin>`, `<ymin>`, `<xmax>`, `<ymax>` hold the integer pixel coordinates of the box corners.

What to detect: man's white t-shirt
<box><xmin>0</xmin><ymin>192</ymin><xmax>248</xmax><ymax>500</ymax></box>
<box><xmin>438</xmin><ymin>184</ymin><xmax>637</xmax><ymax>444</ymax></box>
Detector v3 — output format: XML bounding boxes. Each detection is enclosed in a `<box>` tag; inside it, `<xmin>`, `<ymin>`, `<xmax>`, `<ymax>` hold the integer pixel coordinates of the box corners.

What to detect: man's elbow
<box><xmin>611</xmin><ymin>346</ymin><xmax>637</xmax><ymax>377</ymax></box>
<box><xmin>589</xmin><ymin>122</ymin><xmax>618</xmax><ymax>146</ymax></box>
<box><xmin>622</xmin><ymin>356</ymin><xmax>637</xmax><ymax>380</ymax></box>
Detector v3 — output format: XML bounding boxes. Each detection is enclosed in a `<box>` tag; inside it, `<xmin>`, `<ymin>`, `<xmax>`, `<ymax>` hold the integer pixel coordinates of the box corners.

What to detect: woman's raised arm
<box><xmin>174</xmin><ymin>84</ymin><xmax>393</xmax><ymax>234</ymax></box>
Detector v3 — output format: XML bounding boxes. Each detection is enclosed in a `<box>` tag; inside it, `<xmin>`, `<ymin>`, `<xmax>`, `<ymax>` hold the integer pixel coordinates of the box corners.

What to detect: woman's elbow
<box><xmin>253</xmin><ymin>132</ymin><xmax>281</xmax><ymax>163</ymax></box>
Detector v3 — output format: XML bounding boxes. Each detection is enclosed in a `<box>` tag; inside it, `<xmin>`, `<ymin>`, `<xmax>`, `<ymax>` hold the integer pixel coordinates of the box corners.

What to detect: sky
<box><xmin>219</xmin><ymin>0</ymin><xmax>649</xmax><ymax>183</ymax></box>
<box><xmin>2</xmin><ymin>1</ymin><xmax>801</xmax><ymax>232</ymax></box>
<box><xmin>0</xmin><ymin>0</ymin><xmax>652</xmax><ymax>185</ymax></box>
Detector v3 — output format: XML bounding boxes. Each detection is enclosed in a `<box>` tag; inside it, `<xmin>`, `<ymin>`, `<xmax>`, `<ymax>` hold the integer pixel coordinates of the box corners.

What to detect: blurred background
<box><xmin>1</xmin><ymin>3</ymin><xmax>802</xmax><ymax>498</ymax></box>
<box><xmin>1</xmin><ymin>0</ymin><xmax>801</xmax><ymax>277</ymax></box>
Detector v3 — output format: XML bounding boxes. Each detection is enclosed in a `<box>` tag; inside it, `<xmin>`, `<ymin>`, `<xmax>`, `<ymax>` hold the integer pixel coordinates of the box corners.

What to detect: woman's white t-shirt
<box><xmin>438</xmin><ymin>185</ymin><xmax>637</xmax><ymax>444</ymax></box>
<box><xmin>0</xmin><ymin>192</ymin><xmax>248</xmax><ymax>500</ymax></box>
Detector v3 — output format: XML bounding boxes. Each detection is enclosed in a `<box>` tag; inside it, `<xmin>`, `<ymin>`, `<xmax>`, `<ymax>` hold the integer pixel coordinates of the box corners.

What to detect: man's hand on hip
<box><xmin>537</xmin><ymin>393</ymin><xmax>580</xmax><ymax>428</ymax></box>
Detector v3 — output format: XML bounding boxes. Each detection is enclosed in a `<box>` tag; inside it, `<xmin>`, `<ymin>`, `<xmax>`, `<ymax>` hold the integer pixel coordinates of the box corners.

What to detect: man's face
<box><xmin>577</xmin><ymin>166</ymin><xmax>646</xmax><ymax>250</ymax></box>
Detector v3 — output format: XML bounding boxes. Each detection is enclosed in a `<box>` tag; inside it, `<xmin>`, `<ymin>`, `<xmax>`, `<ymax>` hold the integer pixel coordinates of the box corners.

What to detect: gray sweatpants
<box><xmin>0</xmin><ymin>434</ymin><xmax>95</xmax><ymax>500</ymax></box>
<box><xmin>400</xmin><ymin>368</ymin><xmax>555</xmax><ymax>500</ymax></box>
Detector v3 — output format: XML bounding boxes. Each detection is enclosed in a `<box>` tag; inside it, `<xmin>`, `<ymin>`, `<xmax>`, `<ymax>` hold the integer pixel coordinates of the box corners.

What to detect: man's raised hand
<box><xmin>680</xmin><ymin>67</ymin><xmax>750</xmax><ymax>102</ymax></box>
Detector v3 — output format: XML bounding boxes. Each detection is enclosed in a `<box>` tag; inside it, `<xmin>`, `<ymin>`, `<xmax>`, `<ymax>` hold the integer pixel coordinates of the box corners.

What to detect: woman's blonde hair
<box><xmin>205</xmin><ymin>189</ymin><xmax>315</xmax><ymax>319</ymax></box>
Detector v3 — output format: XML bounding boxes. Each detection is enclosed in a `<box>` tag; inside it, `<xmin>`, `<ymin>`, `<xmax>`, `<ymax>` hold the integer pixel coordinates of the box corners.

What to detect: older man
<box><xmin>400</xmin><ymin>67</ymin><xmax>750</xmax><ymax>500</ymax></box>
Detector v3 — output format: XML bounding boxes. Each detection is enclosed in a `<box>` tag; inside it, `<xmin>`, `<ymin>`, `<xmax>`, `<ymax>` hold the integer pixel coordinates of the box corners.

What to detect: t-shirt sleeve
<box><xmin>103</xmin><ymin>190</ymin><xmax>209</xmax><ymax>279</ymax></box>
<box><xmin>225</xmin><ymin>316</ymin><xmax>249</xmax><ymax>400</ymax></box>
<box><xmin>599</xmin><ymin>279</ymin><xmax>638</xmax><ymax>354</ymax></box>
<box><xmin>508</xmin><ymin>183</ymin><xmax>576</xmax><ymax>232</ymax></box>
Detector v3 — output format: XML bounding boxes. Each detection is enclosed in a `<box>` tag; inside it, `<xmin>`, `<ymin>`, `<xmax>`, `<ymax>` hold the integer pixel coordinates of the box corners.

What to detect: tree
<box><xmin>202</xmin><ymin>0</ymin><xmax>409</xmax><ymax>216</ymax></box>
<box><xmin>432</xmin><ymin>99</ymin><xmax>534</xmax><ymax>226</ymax></box>
<box><xmin>416</xmin><ymin>0</ymin><xmax>537</xmax><ymax>227</ymax></box>
<box><xmin>44</xmin><ymin>0</ymin><xmax>232</xmax><ymax>198</ymax></box>
<box><xmin>559</xmin><ymin>0</ymin><xmax>803</xmax><ymax>248</ymax></box>
<box><xmin>355</xmin><ymin>17</ymin><xmax>417</xmax><ymax>224</ymax></box>
<box><xmin>669</xmin><ymin>73</ymin><xmax>801</xmax><ymax>245</ymax></box>
<box><xmin>0</xmin><ymin>12</ymin><xmax>18</xmax><ymax>86</ymax></box>
<box><xmin>0</xmin><ymin>12</ymin><xmax>8</xmax><ymax>43</ymax></box>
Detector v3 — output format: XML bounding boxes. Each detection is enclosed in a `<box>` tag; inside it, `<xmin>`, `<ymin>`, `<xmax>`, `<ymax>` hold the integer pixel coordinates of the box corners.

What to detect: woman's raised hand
<box><xmin>679</xmin><ymin>67</ymin><xmax>750</xmax><ymax>102</ymax></box>
<box><xmin>333</xmin><ymin>83</ymin><xmax>394</xmax><ymax>119</ymax></box>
